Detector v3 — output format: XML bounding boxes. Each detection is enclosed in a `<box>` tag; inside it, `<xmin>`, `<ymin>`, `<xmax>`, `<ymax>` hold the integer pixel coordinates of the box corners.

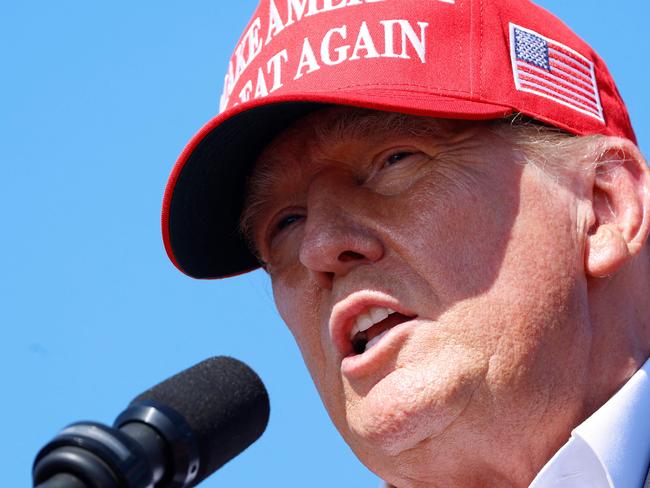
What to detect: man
<box><xmin>162</xmin><ymin>0</ymin><xmax>650</xmax><ymax>486</ymax></box>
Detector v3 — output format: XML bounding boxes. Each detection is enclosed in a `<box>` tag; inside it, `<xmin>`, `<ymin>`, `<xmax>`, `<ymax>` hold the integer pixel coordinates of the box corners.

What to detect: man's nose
<box><xmin>298</xmin><ymin>171</ymin><xmax>384</xmax><ymax>290</ymax></box>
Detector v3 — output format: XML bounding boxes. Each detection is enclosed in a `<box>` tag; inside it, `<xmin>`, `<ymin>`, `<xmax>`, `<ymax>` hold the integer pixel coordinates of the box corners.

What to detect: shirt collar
<box><xmin>531</xmin><ymin>358</ymin><xmax>650</xmax><ymax>487</ymax></box>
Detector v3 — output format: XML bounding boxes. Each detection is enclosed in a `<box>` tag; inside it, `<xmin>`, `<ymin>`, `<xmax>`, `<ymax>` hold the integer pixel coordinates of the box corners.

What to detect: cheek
<box><xmin>272</xmin><ymin>277</ymin><xmax>334</xmax><ymax>394</ymax></box>
<box><xmin>501</xmin><ymin>167</ymin><xmax>584</xmax><ymax>289</ymax></box>
<box><xmin>382</xmin><ymin>165</ymin><xmax>524</xmax><ymax>302</ymax></box>
<box><xmin>272</xmin><ymin>277</ymin><xmax>319</xmax><ymax>353</ymax></box>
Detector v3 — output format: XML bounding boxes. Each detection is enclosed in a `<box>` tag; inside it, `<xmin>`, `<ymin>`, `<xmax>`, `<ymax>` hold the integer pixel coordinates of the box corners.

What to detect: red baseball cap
<box><xmin>162</xmin><ymin>0</ymin><xmax>635</xmax><ymax>279</ymax></box>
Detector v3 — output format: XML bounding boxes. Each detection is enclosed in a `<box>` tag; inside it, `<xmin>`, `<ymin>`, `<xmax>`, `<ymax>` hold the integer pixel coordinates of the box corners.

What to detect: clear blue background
<box><xmin>2</xmin><ymin>1</ymin><xmax>648</xmax><ymax>486</ymax></box>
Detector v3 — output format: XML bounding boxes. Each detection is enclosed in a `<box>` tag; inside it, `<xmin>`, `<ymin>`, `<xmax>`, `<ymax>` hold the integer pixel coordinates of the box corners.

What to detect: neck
<box><xmin>583</xmin><ymin>251</ymin><xmax>650</xmax><ymax>414</ymax></box>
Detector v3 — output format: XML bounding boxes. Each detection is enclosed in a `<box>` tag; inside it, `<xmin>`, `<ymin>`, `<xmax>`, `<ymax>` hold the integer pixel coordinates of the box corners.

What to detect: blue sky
<box><xmin>2</xmin><ymin>1</ymin><xmax>648</xmax><ymax>486</ymax></box>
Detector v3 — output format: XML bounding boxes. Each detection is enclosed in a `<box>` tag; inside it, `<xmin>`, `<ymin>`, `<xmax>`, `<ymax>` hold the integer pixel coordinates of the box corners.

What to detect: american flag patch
<box><xmin>509</xmin><ymin>23</ymin><xmax>604</xmax><ymax>123</ymax></box>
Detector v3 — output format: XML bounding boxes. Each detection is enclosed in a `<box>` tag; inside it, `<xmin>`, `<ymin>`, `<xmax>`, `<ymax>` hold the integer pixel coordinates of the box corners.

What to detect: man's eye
<box><xmin>384</xmin><ymin>151</ymin><xmax>416</xmax><ymax>167</ymax></box>
<box><xmin>276</xmin><ymin>214</ymin><xmax>303</xmax><ymax>232</ymax></box>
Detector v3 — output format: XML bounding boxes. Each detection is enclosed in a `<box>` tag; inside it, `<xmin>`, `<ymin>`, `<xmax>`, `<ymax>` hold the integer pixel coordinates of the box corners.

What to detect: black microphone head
<box><xmin>129</xmin><ymin>356</ymin><xmax>270</xmax><ymax>486</ymax></box>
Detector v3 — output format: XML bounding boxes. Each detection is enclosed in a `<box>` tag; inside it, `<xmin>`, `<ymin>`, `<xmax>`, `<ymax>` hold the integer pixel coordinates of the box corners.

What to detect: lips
<box><xmin>329</xmin><ymin>293</ymin><xmax>417</xmax><ymax>359</ymax></box>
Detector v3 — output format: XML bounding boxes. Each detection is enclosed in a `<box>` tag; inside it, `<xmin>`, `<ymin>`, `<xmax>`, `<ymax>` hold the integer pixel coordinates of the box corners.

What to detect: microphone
<box><xmin>32</xmin><ymin>356</ymin><xmax>270</xmax><ymax>488</ymax></box>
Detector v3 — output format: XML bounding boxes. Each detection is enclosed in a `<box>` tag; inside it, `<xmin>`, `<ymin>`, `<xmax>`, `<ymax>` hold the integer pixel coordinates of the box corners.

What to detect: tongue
<box><xmin>366</xmin><ymin>312</ymin><xmax>411</xmax><ymax>341</ymax></box>
<box><xmin>352</xmin><ymin>313</ymin><xmax>413</xmax><ymax>354</ymax></box>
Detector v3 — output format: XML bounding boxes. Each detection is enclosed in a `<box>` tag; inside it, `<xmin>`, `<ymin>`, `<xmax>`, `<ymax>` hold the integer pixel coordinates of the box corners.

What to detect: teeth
<box><xmin>349</xmin><ymin>306</ymin><xmax>396</xmax><ymax>340</ymax></box>
<box><xmin>369</xmin><ymin>306</ymin><xmax>390</xmax><ymax>324</ymax></box>
<box><xmin>350</xmin><ymin>312</ymin><xmax>373</xmax><ymax>339</ymax></box>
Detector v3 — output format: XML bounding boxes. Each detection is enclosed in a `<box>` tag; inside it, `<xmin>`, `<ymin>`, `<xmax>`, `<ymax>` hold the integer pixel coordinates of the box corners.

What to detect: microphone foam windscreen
<box><xmin>131</xmin><ymin>356</ymin><xmax>270</xmax><ymax>484</ymax></box>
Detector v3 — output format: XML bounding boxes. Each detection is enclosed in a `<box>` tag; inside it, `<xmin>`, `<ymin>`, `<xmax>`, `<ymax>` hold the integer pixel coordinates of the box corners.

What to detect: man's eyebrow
<box><xmin>312</xmin><ymin>108</ymin><xmax>452</xmax><ymax>148</ymax></box>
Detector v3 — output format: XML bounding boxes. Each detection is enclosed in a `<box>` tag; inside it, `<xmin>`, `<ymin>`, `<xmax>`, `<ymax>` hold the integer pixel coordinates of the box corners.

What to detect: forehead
<box><xmin>257</xmin><ymin>107</ymin><xmax>467</xmax><ymax>164</ymax></box>
<box><xmin>247</xmin><ymin>107</ymin><xmax>477</xmax><ymax>195</ymax></box>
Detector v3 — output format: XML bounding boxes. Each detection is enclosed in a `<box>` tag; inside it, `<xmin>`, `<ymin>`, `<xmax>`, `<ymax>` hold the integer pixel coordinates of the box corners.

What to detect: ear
<box><xmin>585</xmin><ymin>138</ymin><xmax>650</xmax><ymax>278</ymax></box>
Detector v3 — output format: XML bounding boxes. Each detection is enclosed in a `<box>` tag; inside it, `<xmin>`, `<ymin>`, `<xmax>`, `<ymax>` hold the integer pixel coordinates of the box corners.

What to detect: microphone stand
<box><xmin>32</xmin><ymin>402</ymin><xmax>198</xmax><ymax>488</ymax></box>
<box><xmin>35</xmin><ymin>473</ymin><xmax>88</xmax><ymax>488</ymax></box>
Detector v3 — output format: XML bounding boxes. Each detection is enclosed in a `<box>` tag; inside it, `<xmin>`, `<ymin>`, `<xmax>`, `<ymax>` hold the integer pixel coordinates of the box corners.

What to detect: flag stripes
<box><xmin>509</xmin><ymin>24</ymin><xmax>604</xmax><ymax>123</ymax></box>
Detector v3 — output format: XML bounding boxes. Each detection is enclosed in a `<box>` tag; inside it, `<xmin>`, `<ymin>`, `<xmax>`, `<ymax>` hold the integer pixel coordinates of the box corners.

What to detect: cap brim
<box><xmin>162</xmin><ymin>92</ymin><xmax>513</xmax><ymax>279</ymax></box>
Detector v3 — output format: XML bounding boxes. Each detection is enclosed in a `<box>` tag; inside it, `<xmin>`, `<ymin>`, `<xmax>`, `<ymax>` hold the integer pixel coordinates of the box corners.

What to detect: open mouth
<box><xmin>350</xmin><ymin>307</ymin><xmax>416</xmax><ymax>354</ymax></box>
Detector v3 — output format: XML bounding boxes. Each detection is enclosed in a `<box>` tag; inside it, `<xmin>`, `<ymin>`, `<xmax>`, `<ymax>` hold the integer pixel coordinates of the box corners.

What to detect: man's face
<box><xmin>245</xmin><ymin>107</ymin><xmax>592</xmax><ymax>483</ymax></box>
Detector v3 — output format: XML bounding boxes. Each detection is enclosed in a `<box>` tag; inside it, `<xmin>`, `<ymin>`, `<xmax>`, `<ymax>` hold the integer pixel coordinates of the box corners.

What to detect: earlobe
<box><xmin>585</xmin><ymin>223</ymin><xmax>631</xmax><ymax>277</ymax></box>
<box><xmin>584</xmin><ymin>138</ymin><xmax>650</xmax><ymax>278</ymax></box>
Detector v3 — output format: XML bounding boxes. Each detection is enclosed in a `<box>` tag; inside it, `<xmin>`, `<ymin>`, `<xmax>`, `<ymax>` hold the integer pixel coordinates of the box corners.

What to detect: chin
<box><xmin>349</xmin><ymin>403</ymin><xmax>429</xmax><ymax>457</ymax></box>
<box><xmin>344</xmin><ymin>363</ymin><xmax>479</xmax><ymax>458</ymax></box>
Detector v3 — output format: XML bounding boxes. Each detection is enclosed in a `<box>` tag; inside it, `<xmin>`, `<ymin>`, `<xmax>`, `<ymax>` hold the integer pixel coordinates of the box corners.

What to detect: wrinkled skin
<box><xmin>244</xmin><ymin>107</ymin><xmax>650</xmax><ymax>487</ymax></box>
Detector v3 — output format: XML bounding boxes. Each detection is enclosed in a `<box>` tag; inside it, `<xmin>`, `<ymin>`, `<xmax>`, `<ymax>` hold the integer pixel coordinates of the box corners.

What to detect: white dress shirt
<box><xmin>530</xmin><ymin>358</ymin><xmax>650</xmax><ymax>488</ymax></box>
<box><xmin>380</xmin><ymin>358</ymin><xmax>650</xmax><ymax>488</ymax></box>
